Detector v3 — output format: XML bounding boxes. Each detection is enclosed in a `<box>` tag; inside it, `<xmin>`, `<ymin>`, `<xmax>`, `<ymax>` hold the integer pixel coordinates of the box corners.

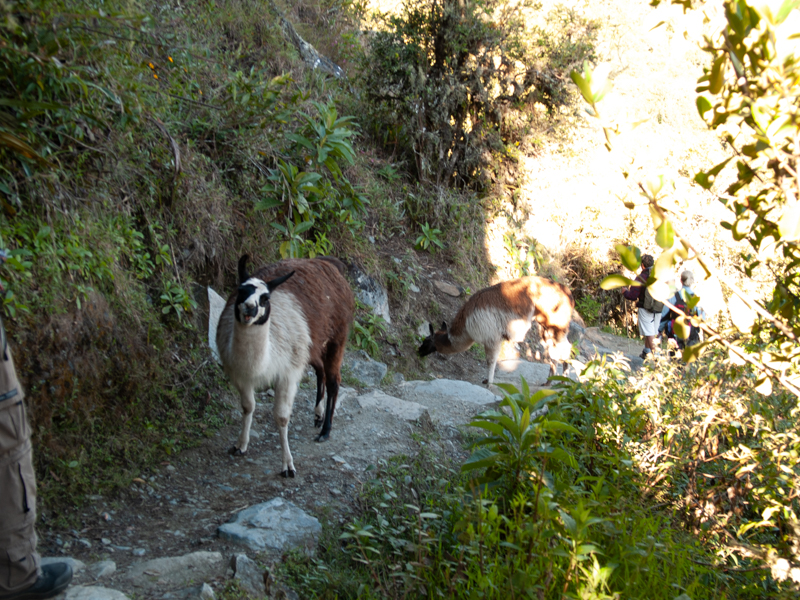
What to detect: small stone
<box><xmin>62</xmin><ymin>586</ymin><xmax>130</xmax><ymax>600</ymax></box>
<box><xmin>166</xmin><ymin>465</ymin><xmax>176</xmax><ymax>472</ymax></box>
<box><xmin>199</xmin><ymin>583</ymin><xmax>216</xmax><ymax>600</ymax></box>
<box><xmin>101</xmin><ymin>538</ymin><xmax>111</xmax><ymax>546</ymax></box>
<box><xmin>218</xmin><ymin>498</ymin><xmax>322</xmax><ymax>555</ymax></box>
<box><xmin>78</xmin><ymin>539</ymin><xmax>92</xmax><ymax>549</ymax></box>
<box><xmin>131</xmin><ymin>548</ymin><xmax>147</xmax><ymax>557</ymax></box>
<box><xmin>332</xmin><ymin>455</ymin><xmax>347</xmax><ymax>464</ymax></box>
<box><xmin>88</xmin><ymin>560</ymin><xmax>116</xmax><ymax>580</ymax></box>
<box><xmin>433</xmin><ymin>280</ymin><xmax>461</xmax><ymax>297</ymax></box>
<box><xmin>345</xmin><ymin>351</ymin><xmax>388</xmax><ymax>388</ymax></box>
<box><xmin>329</xmin><ymin>488</ymin><xmax>342</xmax><ymax>497</ymax></box>
<box><xmin>409</xmin><ymin>284</ymin><xmax>420</xmax><ymax>293</ymax></box>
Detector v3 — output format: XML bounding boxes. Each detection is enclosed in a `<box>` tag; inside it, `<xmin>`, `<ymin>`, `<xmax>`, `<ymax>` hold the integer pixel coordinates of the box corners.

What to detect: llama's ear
<box><xmin>441</xmin><ymin>321</ymin><xmax>448</xmax><ymax>332</ymax></box>
<box><xmin>268</xmin><ymin>270</ymin><xmax>295</xmax><ymax>292</ymax></box>
<box><xmin>237</xmin><ymin>255</ymin><xmax>250</xmax><ymax>284</ymax></box>
<box><xmin>428</xmin><ymin>323</ymin><xmax>434</xmax><ymax>336</ymax></box>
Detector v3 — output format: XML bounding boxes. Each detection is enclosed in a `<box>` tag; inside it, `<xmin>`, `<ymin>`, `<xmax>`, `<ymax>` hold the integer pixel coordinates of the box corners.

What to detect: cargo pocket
<box><xmin>0</xmin><ymin>454</ymin><xmax>36</xmax><ymax>535</ymax></box>
<box><xmin>2</xmin><ymin>539</ymin><xmax>38</xmax><ymax>592</ymax></box>
<box><xmin>0</xmin><ymin>400</ymin><xmax>23</xmax><ymax>455</ymax></box>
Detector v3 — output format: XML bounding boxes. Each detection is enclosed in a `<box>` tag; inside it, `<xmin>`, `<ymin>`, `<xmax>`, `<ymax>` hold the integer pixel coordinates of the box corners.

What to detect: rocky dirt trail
<box><xmin>40</xmin><ymin>320</ymin><xmax>642</xmax><ymax>600</ymax></box>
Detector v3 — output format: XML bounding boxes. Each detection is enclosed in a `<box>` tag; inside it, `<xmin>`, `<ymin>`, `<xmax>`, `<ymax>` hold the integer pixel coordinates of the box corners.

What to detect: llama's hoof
<box><xmin>314</xmin><ymin>417</ymin><xmax>323</xmax><ymax>428</ymax></box>
<box><xmin>229</xmin><ymin>446</ymin><xmax>246</xmax><ymax>456</ymax></box>
<box><xmin>280</xmin><ymin>469</ymin><xmax>296</xmax><ymax>478</ymax></box>
<box><xmin>482</xmin><ymin>378</ymin><xmax>489</xmax><ymax>385</ymax></box>
<box><xmin>315</xmin><ymin>432</ymin><xmax>330</xmax><ymax>442</ymax></box>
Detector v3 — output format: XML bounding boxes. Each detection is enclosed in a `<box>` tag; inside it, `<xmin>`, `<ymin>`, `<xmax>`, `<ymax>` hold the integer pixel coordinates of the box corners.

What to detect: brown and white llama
<box><xmin>216</xmin><ymin>255</ymin><xmax>354</xmax><ymax>477</ymax></box>
<box><xmin>419</xmin><ymin>276</ymin><xmax>575</xmax><ymax>384</ymax></box>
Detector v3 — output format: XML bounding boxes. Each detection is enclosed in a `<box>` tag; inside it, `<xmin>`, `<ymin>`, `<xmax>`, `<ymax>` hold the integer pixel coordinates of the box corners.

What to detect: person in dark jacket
<box><xmin>623</xmin><ymin>254</ymin><xmax>662</xmax><ymax>359</ymax></box>
<box><xmin>0</xmin><ymin>250</ymin><xmax>73</xmax><ymax>600</ymax></box>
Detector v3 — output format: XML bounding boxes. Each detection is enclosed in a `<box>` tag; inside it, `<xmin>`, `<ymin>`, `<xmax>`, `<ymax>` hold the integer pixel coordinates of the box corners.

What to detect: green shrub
<box><xmin>360</xmin><ymin>0</ymin><xmax>596</xmax><ymax>190</ymax></box>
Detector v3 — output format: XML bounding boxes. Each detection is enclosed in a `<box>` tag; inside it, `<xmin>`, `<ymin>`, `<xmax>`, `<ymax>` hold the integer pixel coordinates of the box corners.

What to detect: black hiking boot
<box><xmin>0</xmin><ymin>563</ymin><xmax>73</xmax><ymax>600</ymax></box>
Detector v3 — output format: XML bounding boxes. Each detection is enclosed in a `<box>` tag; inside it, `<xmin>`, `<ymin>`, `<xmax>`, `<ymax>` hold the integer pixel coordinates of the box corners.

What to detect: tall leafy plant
<box><xmin>256</xmin><ymin>101</ymin><xmax>367</xmax><ymax>255</ymax></box>
<box><xmin>575</xmin><ymin>0</ymin><xmax>800</xmax><ymax>585</ymax></box>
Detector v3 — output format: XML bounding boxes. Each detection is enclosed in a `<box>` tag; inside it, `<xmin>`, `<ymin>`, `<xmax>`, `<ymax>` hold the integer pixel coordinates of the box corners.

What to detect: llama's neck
<box><xmin>435</xmin><ymin>330</ymin><xmax>474</xmax><ymax>354</ymax></box>
<box><xmin>231</xmin><ymin>319</ymin><xmax>272</xmax><ymax>368</ymax></box>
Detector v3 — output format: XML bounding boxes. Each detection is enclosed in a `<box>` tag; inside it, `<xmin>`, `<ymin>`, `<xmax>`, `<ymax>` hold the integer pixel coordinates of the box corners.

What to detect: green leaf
<box><xmin>655</xmin><ymin>220</ymin><xmax>674</xmax><ymax>249</ymax></box>
<box><xmin>644</xmin><ymin>174</ymin><xmax>664</xmax><ymax>198</ymax></box>
<box><xmin>293</xmin><ymin>220</ymin><xmax>314</xmax><ymax>234</ymax></box>
<box><xmin>709</xmin><ymin>55</ymin><xmax>726</xmax><ymax>94</ymax></box>
<box><xmin>694</xmin><ymin>158</ymin><xmax>731</xmax><ymax>190</ymax></box>
<box><xmin>775</xmin><ymin>0</ymin><xmax>800</xmax><ymax>23</ymax></box>
<box><xmin>696</xmin><ymin>96</ymin><xmax>712</xmax><ymax>118</ymax></box>
<box><xmin>255</xmin><ymin>197</ymin><xmax>284</xmax><ymax>211</ymax></box>
<box><xmin>541</xmin><ymin>421</ymin><xmax>581</xmax><ymax>436</ymax></box>
<box><xmin>570</xmin><ymin>68</ymin><xmax>594</xmax><ymax>105</ymax></box>
<box><xmin>648</xmin><ymin>204</ymin><xmax>663</xmax><ymax>228</ymax></box>
<box><xmin>653</xmin><ymin>249</ymin><xmax>676</xmax><ymax>281</ymax></box>
<box><xmin>600</xmin><ymin>274</ymin><xmax>635</xmax><ymax>290</ymax></box>
<box><xmin>469</xmin><ymin>421</ymin><xmax>506</xmax><ymax>436</ymax></box>
<box><xmin>546</xmin><ymin>447</ymin><xmax>578</xmax><ymax>469</ymax></box>
<box><xmin>614</xmin><ymin>244</ymin><xmax>641</xmax><ymax>271</ymax></box>
<box><xmin>673</xmin><ymin>316</ymin><xmax>691</xmax><ymax>340</ymax></box>
<box><xmin>285</xmin><ymin>132</ymin><xmax>315</xmax><ymax>153</ymax></box>
<box><xmin>682</xmin><ymin>341</ymin><xmax>709</xmax><ymax>363</ymax></box>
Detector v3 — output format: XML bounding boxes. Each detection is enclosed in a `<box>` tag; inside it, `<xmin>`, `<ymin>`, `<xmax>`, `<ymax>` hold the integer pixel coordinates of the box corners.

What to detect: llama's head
<box><xmin>418</xmin><ymin>321</ymin><xmax>447</xmax><ymax>356</ymax></box>
<box><xmin>234</xmin><ymin>255</ymin><xmax>294</xmax><ymax>326</ymax></box>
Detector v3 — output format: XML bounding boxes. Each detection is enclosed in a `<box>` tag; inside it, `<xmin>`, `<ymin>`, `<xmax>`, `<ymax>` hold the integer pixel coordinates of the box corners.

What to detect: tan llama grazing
<box><xmin>419</xmin><ymin>276</ymin><xmax>575</xmax><ymax>384</ymax></box>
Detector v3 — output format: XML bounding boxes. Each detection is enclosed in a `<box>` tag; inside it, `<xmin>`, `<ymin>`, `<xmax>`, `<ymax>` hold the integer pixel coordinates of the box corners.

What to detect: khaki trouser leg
<box><xmin>0</xmin><ymin>351</ymin><xmax>40</xmax><ymax>594</ymax></box>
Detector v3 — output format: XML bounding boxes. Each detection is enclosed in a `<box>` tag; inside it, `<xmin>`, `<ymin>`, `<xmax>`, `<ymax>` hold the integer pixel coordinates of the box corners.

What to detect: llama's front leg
<box><xmin>483</xmin><ymin>342</ymin><xmax>501</xmax><ymax>385</ymax></box>
<box><xmin>230</xmin><ymin>386</ymin><xmax>256</xmax><ymax>456</ymax></box>
<box><xmin>274</xmin><ymin>382</ymin><xmax>298</xmax><ymax>478</ymax></box>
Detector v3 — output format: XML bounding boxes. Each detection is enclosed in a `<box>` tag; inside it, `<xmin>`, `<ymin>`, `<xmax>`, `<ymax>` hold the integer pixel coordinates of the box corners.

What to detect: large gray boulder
<box><xmin>218</xmin><ymin>498</ymin><xmax>321</xmax><ymax>555</ymax></box>
<box><xmin>493</xmin><ymin>360</ymin><xmax>553</xmax><ymax>386</ymax></box>
<box><xmin>401</xmin><ymin>379</ymin><xmax>498</xmax><ymax>406</ymax></box>
<box><xmin>398</xmin><ymin>379</ymin><xmax>499</xmax><ymax>431</ymax></box>
<box><xmin>345</xmin><ymin>351</ymin><xmax>388</xmax><ymax>388</ymax></box>
<box><xmin>356</xmin><ymin>390</ymin><xmax>429</xmax><ymax>422</ymax></box>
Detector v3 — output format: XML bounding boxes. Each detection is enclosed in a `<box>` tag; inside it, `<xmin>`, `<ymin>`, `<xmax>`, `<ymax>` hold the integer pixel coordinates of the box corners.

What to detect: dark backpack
<box><xmin>642</xmin><ymin>287</ymin><xmax>664</xmax><ymax>313</ymax></box>
<box><xmin>669</xmin><ymin>289</ymin><xmax>700</xmax><ymax>347</ymax></box>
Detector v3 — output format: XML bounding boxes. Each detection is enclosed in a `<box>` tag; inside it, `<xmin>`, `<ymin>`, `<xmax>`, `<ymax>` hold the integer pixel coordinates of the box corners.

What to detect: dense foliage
<box><xmin>0</xmin><ymin>0</ymin><xmax>370</xmax><ymax>510</ymax></box>
<box><xmin>360</xmin><ymin>0</ymin><xmax>596</xmax><ymax>190</ymax></box>
<box><xmin>576</xmin><ymin>0</ymin><xmax>800</xmax><ymax>588</ymax></box>
<box><xmin>284</xmin><ymin>357</ymin><xmax>797</xmax><ymax>598</ymax></box>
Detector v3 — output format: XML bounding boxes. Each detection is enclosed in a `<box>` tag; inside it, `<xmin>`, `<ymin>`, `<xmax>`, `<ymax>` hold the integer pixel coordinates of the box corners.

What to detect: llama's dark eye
<box><xmin>259</xmin><ymin>293</ymin><xmax>269</xmax><ymax>307</ymax></box>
